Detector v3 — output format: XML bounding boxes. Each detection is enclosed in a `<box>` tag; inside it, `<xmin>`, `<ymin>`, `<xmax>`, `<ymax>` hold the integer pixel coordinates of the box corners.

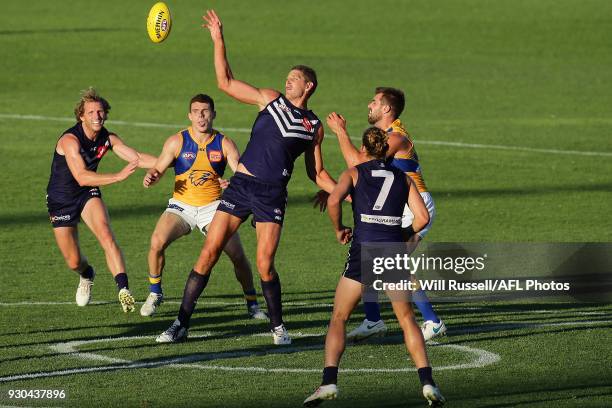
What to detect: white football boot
<box><xmin>156</xmin><ymin>319</ymin><xmax>188</xmax><ymax>343</ymax></box>
<box><xmin>421</xmin><ymin>320</ymin><xmax>447</xmax><ymax>342</ymax></box>
<box><xmin>272</xmin><ymin>324</ymin><xmax>292</xmax><ymax>345</ymax></box>
<box><xmin>423</xmin><ymin>384</ymin><xmax>446</xmax><ymax>406</ymax></box>
<box><xmin>303</xmin><ymin>384</ymin><xmax>338</xmax><ymax>407</ymax></box>
<box><xmin>346</xmin><ymin>319</ymin><xmax>387</xmax><ymax>341</ymax></box>
<box><xmin>140</xmin><ymin>292</ymin><xmax>164</xmax><ymax>317</ymax></box>
<box><xmin>75</xmin><ymin>268</ymin><xmax>95</xmax><ymax>307</ymax></box>
<box><xmin>118</xmin><ymin>288</ymin><xmax>135</xmax><ymax>313</ymax></box>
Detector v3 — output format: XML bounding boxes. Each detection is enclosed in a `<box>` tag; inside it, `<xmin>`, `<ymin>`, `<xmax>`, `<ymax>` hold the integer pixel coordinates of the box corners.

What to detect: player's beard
<box><xmin>367</xmin><ymin>110</ymin><xmax>380</xmax><ymax>125</ymax></box>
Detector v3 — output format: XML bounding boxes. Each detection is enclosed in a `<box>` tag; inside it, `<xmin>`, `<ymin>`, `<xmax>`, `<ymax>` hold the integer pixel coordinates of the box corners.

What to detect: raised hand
<box><xmin>202</xmin><ymin>9</ymin><xmax>223</xmax><ymax>41</ymax></box>
<box><xmin>326</xmin><ymin>112</ymin><xmax>347</xmax><ymax>135</ymax></box>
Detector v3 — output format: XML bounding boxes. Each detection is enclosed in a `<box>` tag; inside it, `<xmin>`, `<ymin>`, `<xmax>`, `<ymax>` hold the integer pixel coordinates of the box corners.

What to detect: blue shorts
<box><xmin>217</xmin><ymin>173</ymin><xmax>287</xmax><ymax>225</ymax></box>
<box><xmin>46</xmin><ymin>187</ymin><xmax>102</xmax><ymax>228</ymax></box>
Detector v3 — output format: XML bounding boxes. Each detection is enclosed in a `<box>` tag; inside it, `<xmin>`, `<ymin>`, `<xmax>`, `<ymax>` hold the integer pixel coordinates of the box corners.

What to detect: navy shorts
<box><xmin>217</xmin><ymin>173</ymin><xmax>287</xmax><ymax>225</ymax></box>
<box><xmin>343</xmin><ymin>242</ymin><xmax>363</xmax><ymax>283</ymax></box>
<box><xmin>46</xmin><ymin>187</ymin><xmax>102</xmax><ymax>228</ymax></box>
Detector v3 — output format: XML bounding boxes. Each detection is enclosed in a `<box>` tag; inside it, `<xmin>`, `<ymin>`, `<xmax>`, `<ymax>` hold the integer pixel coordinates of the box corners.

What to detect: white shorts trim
<box><xmin>165</xmin><ymin>198</ymin><xmax>220</xmax><ymax>234</ymax></box>
<box><xmin>402</xmin><ymin>192</ymin><xmax>436</xmax><ymax>238</ymax></box>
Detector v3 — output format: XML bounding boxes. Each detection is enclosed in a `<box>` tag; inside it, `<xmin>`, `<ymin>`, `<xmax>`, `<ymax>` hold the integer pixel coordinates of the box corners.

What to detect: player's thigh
<box><xmin>80</xmin><ymin>197</ymin><xmax>116</xmax><ymax>244</ymax></box>
<box><xmin>331</xmin><ymin>277</ymin><xmax>363</xmax><ymax>321</ymax></box>
<box><xmin>255</xmin><ymin>222</ymin><xmax>282</xmax><ymax>261</ymax></box>
<box><xmin>52</xmin><ymin>226</ymin><xmax>82</xmax><ymax>267</ymax></box>
<box><xmin>204</xmin><ymin>210</ymin><xmax>244</xmax><ymax>253</ymax></box>
<box><xmin>221</xmin><ymin>231</ymin><xmax>247</xmax><ymax>262</ymax></box>
<box><xmin>151</xmin><ymin>212</ymin><xmax>191</xmax><ymax>249</ymax></box>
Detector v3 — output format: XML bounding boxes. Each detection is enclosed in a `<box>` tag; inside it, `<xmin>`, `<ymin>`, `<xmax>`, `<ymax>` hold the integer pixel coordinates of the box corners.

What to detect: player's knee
<box><xmin>256</xmin><ymin>256</ymin><xmax>273</xmax><ymax>275</ymax></box>
<box><xmin>150</xmin><ymin>233</ymin><xmax>168</xmax><ymax>253</ymax></box>
<box><xmin>65</xmin><ymin>256</ymin><xmax>82</xmax><ymax>271</ymax></box>
<box><xmin>99</xmin><ymin>232</ymin><xmax>119</xmax><ymax>253</ymax></box>
<box><xmin>330</xmin><ymin>311</ymin><xmax>350</xmax><ymax>325</ymax></box>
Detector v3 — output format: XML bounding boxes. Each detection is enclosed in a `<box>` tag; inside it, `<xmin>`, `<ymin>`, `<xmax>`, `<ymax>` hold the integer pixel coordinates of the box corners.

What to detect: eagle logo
<box><xmin>189</xmin><ymin>170</ymin><xmax>214</xmax><ymax>186</ymax></box>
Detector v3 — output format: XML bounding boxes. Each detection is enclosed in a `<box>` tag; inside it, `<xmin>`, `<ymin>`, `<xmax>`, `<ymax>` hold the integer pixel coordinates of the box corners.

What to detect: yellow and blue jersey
<box><xmin>388</xmin><ymin>119</ymin><xmax>428</xmax><ymax>193</ymax></box>
<box><xmin>173</xmin><ymin>128</ymin><xmax>227</xmax><ymax>206</ymax></box>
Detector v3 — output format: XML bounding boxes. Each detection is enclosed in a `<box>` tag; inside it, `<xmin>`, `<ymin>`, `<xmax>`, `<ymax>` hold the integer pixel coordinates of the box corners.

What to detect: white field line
<box><xmin>1</xmin><ymin>301</ymin><xmax>609</xmax><ymax>317</ymax></box>
<box><xmin>0</xmin><ymin>335</ymin><xmax>499</xmax><ymax>382</ymax></box>
<box><xmin>1</xmin><ymin>319</ymin><xmax>611</xmax><ymax>382</ymax></box>
<box><xmin>1</xmin><ymin>113</ymin><xmax>610</xmax><ymax>157</ymax></box>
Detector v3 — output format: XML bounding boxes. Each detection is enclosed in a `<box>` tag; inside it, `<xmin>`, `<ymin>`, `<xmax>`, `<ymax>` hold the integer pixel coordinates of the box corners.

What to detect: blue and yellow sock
<box><xmin>149</xmin><ymin>273</ymin><xmax>162</xmax><ymax>294</ymax></box>
<box><xmin>244</xmin><ymin>288</ymin><xmax>258</xmax><ymax>308</ymax></box>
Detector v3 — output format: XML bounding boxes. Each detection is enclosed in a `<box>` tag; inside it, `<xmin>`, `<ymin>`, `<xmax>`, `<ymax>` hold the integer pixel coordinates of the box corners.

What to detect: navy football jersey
<box><xmin>239</xmin><ymin>95</ymin><xmax>321</xmax><ymax>185</ymax></box>
<box><xmin>351</xmin><ymin>159</ymin><xmax>409</xmax><ymax>243</ymax></box>
<box><xmin>46</xmin><ymin>122</ymin><xmax>112</xmax><ymax>202</ymax></box>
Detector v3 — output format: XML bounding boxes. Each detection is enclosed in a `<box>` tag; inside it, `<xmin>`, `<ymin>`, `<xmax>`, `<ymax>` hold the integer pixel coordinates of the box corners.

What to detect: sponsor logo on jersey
<box><xmin>360</xmin><ymin>214</ymin><xmax>402</xmax><ymax>226</ymax></box>
<box><xmin>220</xmin><ymin>200</ymin><xmax>235</xmax><ymax>210</ymax></box>
<box><xmin>89</xmin><ymin>188</ymin><xmax>101</xmax><ymax>196</ymax></box>
<box><xmin>274</xmin><ymin>216</ymin><xmax>282</xmax><ymax>221</ymax></box>
<box><xmin>208</xmin><ymin>150</ymin><xmax>223</xmax><ymax>162</ymax></box>
<box><xmin>282</xmin><ymin>169</ymin><xmax>290</xmax><ymax>177</ymax></box>
<box><xmin>278</xmin><ymin>104</ymin><xmax>291</xmax><ymax>113</ymax></box>
<box><xmin>274</xmin><ymin>208</ymin><xmax>282</xmax><ymax>215</ymax></box>
<box><xmin>182</xmin><ymin>152</ymin><xmax>197</xmax><ymax>160</ymax></box>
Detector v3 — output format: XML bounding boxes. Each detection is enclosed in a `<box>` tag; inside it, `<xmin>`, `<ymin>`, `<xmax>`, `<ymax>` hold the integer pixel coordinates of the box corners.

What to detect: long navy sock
<box><xmin>114</xmin><ymin>273</ymin><xmax>128</xmax><ymax>290</ymax></box>
<box><xmin>322</xmin><ymin>366</ymin><xmax>338</xmax><ymax>385</ymax></box>
<box><xmin>417</xmin><ymin>366</ymin><xmax>436</xmax><ymax>387</ymax></box>
<box><xmin>80</xmin><ymin>265</ymin><xmax>94</xmax><ymax>280</ymax></box>
<box><xmin>261</xmin><ymin>275</ymin><xmax>283</xmax><ymax>328</ymax></box>
<box><xmin>364</xmin><ymin>301</ymin><xmax>381</xmax><ymax>322</ymax></box>
<box><xmin>177</xmin><ymin>270</ymin><xmax>210</xmax><ymax>328</ymax></box>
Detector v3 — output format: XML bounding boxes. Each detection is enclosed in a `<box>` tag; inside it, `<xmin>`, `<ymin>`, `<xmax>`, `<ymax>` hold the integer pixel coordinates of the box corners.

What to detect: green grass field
<box><xmin>1</xmin><ymin>0</ymin><xmax>611</xmax><ymax>406</ymax></box>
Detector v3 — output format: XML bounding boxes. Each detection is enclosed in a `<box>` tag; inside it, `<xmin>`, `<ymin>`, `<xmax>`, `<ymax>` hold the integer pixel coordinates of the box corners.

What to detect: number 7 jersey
<box><xmin>351</xmin><ymin>159</ymin><xmax>409</xmax><ymax>243</ymax></box>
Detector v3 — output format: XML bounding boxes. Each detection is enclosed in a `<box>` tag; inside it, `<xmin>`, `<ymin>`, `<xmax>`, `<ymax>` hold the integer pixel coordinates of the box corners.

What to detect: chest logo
<box><xmin>182</xmin><ymin>152</ymin><xmax>197</xmax><ymax>160</ymax></box>
<box><xmin>189</xmin><ymin>170</ymin><xmax>214</xmax><ymax>186</ymax></box>
<box><xmin>208</xmin><ymin>150</ymin><xmax>223</xmax><ymax>162</ymax></box>
<box><xmin>302</xmin><ymin>118</ymin><xmax>314</xmax><ymax>132</ymax></box>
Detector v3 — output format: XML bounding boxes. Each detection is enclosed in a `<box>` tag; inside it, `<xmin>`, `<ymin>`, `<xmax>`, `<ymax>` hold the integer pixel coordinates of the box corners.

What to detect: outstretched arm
<box><xmin>305</xmin><ymin>126</ymin><xmax>337</xmax><ymax>193</ymax></box>
<box><xmin>202</xmin><ymin>9</ymin><xmax>279</xmax><ymax>110</ymax></box>
<box><xmin>143</xmin><ymin>134</ymin><xmax>181</xmax><ymax>188</ymax></box>
<box><xmin>110</xmin><ymin>134</ymin><xmax>157</xmax><ymax>168</ymax></box>
<box><xmin>326</xmin><ymin>112</ymin><xmax>362</xmax><ymax>168</ymax></box>
<box><xmin>59</xmin><ymin>134</ymin><xmax>137</xmax><ymax>187</ymax></box>
<box><xmin>327</xmin><ymin>169</ymin><xmax>355</xmax><ymax>245</ymax></box>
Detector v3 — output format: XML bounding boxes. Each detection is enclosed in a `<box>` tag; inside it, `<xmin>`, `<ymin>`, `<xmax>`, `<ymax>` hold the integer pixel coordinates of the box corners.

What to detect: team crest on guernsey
<box><xmin>208</xmin><ymin>150</ymin><xmax>222</xmax><ymax>162</ymax></box>
<box><xmin>266</xmin><ymin>97</ymin><xmax>318</xmax><ymax>140</ymax></box>
<box><xmin>189</xmin><ymin>170</ymin><xmax>214</xmax><ymax>186</ymax></box>
<box><xmin>95</xmin><ymin>141</ymin><xmax>111</xmax><ymax>159</ymax></box>
<box><xmin>302</xmin><ymin>117</ymin><xmax>313</xmax><ymax>132</ymax></box>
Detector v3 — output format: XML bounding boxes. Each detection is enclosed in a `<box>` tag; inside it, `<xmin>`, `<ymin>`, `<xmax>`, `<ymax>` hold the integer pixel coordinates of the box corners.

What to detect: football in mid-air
<box><xmin>147</xmin><ymin>2</ymin><xmax>172</xmax><ymax>43</ymax></box>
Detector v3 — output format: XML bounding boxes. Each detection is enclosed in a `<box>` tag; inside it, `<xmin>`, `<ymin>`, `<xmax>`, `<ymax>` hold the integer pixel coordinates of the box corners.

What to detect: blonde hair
<box><xmin>362</xmin><ymin>127</ymin><xmax>389</xmax><ymax>159</ymax></box>
<box><xmin>74</xmin><ymin>87</ymin><xmax>111</xmax><ymax>122</ymax></box>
